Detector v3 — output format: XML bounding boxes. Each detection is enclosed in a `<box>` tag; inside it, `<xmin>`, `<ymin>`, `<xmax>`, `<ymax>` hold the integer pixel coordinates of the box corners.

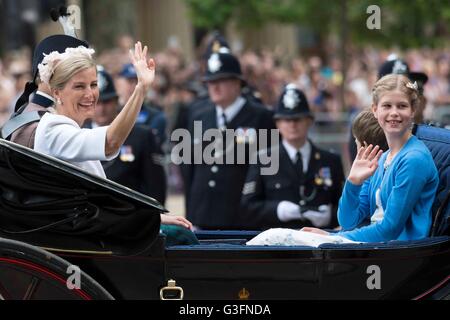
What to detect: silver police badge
<box><xmin>208</xmin><ymin>53</ymin><xmax>222</xmax><ymax>73</ymax></box>
<box><xmin>392</xmin><ymin>60</ymin><xmax>408</xmax><ymax>74</ymax></box>
<box><xmin>283</xmin><ymin>88</ymin><xmax>300</xmax><ymax>110</ymax></box>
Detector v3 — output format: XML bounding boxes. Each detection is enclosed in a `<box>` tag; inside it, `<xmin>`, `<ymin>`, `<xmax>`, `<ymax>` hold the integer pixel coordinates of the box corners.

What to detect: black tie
<box><xmin>295</xmin><ymin>151</ymin><xmax>303</xmax><ymax>176</ymax></box>
<box><xmin>221</xmin><ymin>113</ymin><xmax>228</xmax><ymax>130</ymax></box>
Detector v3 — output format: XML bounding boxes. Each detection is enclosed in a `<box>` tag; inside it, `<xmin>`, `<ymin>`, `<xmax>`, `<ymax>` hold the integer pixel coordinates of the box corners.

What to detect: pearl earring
<box><xmin>57</xmin><ymin>98</ymin><xmax>63</xmax><ymax>105</ymax></box>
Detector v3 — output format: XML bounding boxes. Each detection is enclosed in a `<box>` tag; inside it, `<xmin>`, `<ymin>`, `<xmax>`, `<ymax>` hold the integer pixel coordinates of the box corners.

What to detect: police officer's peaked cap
<box><xmin>97</xmin><ymin>66</ymin><xmax>118</xmax><ymax>102</ymax></box>
<box><xmin>378</xmin><ymin>58</ymin><xmax>410</xmax><ymax>79</ymax></box>
<box><xmin>409</xmin><ymin>72</ymin><xmax>428</xmax><ymax>85</ymax></box>
<box><xmin>274</xmin><ymin>84</ymin><xmax>313</xmax><ymax>120</ymax></box>
<box><xmin>202</xmin><ymin>51</ymin><xmax>245</xmax><ymax>83</ymax></box>
<box><xmin>119</xmin><ymin>63</ymin><xmax>137</xmax><ymax>79</ymax></box>
<box><xmin>378</xmin><ymin>58</ymin><xmax>428</xmax><ymax>94</ymax></box>
<box><xmin>32</xmin><ymin>35</ymin><xmax>89</xmax><ymax>79</ymax></box>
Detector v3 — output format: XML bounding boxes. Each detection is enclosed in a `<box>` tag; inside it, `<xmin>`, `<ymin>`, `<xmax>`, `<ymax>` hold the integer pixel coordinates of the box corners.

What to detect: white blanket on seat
<box><xmin>246</xmin><ymin>228</ymin><xmax>359</xmax><ymax>247</ymax></box>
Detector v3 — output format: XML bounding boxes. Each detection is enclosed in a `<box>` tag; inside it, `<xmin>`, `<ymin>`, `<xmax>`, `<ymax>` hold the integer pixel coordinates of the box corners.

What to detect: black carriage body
<box><xmin>0</xmin><ymin>124</ymin><xmax>449</xmax><ymax>300</ymax></box>
<box><xmin>165</xmin><ymin>233</ymin><xmax>449</xmax><ymax>300</ymax></box>
<box><xmin>52</xmin><ymin>231</ymin><xmax>449</xmax><ymax>300</ymax></box>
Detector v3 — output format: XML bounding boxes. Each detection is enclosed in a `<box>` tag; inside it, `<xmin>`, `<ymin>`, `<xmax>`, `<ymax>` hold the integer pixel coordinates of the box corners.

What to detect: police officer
<box><xmin>173</xmin><ymin>33</ymin><xmax>233</xmax><ymax>135</ymax></box>
<box><xmin>86</xmin><ymin>67</ymin><xmax>167</xmax><ymax>204</ymax></box>
<box><xmin>240</xmin><ymin>84</ymin><xmax>345</xmax><ymax>230</ymax></box>
<box><xmin>117</xmin><ymin>63</ymin><xmax>167</xmax><ymax>148</ymax></box>
<box><xmin>1</xmin><ymin>35</ymin><xmax>88</xmax><ymax>147</ymax></box>
<box><xmin>184</xmin><ymin>49</ymin><xmax>275</xmax><ymax>230</ymax></box>
<box><xmin>173</xmin><ymin>33</ymin><xmax>262</xmax><ymax>133</ymax></box>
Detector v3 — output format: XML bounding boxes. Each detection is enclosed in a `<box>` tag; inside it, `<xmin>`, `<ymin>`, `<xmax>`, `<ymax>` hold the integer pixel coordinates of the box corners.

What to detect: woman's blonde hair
<box><xmin>372</xmin><ymin>74</ymin><xmax>420</xmax><ymax>111</ymax></box>
<box><xmin>49</xmin><ymin>55</ymin><xmax>96</xmax><ymax>90</ymax></box>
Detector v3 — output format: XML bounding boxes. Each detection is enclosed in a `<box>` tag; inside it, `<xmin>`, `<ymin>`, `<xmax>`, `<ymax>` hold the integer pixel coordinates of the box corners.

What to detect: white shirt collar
<box><xmin>216</xmin><ymin>96</ymin><xmax>246</xmax><ymax>126</ymax></box>
<box><xmin>282</xmin><ymin>139</ymin><xmax>311</xmax><ymax>173</ymax></box>
<box><xmin>36</xmin><ymin>90</ymin><xmax>55</xmax><ymax>102</ymax></box>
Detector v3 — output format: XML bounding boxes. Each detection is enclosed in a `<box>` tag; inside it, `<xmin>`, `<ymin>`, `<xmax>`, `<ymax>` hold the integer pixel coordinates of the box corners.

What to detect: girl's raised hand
<box><xmin>348</xmin><ymin>144</ymin><xmax>383</xmax><ymax>185</ymax></box>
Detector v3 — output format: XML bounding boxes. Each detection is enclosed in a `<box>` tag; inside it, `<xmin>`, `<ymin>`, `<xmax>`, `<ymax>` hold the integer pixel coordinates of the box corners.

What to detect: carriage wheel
<box><xmin>0</xmin><ymin>237</ymin><xmax>113</xmax><ymax>300</ymax></box>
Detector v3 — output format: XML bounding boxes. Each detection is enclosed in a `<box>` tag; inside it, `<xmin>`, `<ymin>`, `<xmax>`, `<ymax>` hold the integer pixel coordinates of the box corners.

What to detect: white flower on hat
<box><xmin>38</xmin><ymin>46</ymin><xmax>95</xmax><ymax>85</ymax></box>
<box><xmin>208</xmin><ymin>53</ymin><xmax>222</xmax><ymax>73</ymax></box>
<box><xmin>283</xmin><ymin>88</ymin><xmax>300</xmax><ymax>110</ymax></box>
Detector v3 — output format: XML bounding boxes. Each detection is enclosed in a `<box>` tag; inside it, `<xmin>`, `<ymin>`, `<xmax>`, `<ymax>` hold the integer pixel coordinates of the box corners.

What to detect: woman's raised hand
<box><xmin>129</xmin><ymin>41</ymin><xmax>155</xmax><ymax>90</ymax></box>
<box><xmin>348</xmin><ymin>144</ymin><xmax>383</xmax><ymax>185</ymax></box>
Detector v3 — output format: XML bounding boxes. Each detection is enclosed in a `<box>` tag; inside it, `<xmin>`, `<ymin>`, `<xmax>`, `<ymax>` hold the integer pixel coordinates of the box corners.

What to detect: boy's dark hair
<box><xmin>352</xmin><ymin>109</ymin><xmax>388</xmax><ymax>151</ymax></box>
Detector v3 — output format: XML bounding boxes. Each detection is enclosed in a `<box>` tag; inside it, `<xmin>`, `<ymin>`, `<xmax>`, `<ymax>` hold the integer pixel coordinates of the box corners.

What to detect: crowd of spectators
<box><xmin>2</xmin><ymin>35</ymin><xmax>449</xmax><ymax>126</ymax></box>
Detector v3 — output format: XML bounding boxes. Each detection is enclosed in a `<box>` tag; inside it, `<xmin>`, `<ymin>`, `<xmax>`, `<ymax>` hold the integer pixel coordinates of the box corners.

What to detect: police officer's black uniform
<box><xmin>240</xmin><ymin>85</ymin><xmax>345</xmax><ymax>230</ymax></box>
<box><xmin>102</xmin><ymin>125</ymin><xmax>167</xmax><ymax>204</ymax></box>
<box><xmin>86</xmin><ymin>68</ymin><xmax>167</xmax><ymax>204</ymax></box>
<box><xmin>184</xmin><ymin>51</ymin><xmax>275</xmax><ymax>230</ymax></box>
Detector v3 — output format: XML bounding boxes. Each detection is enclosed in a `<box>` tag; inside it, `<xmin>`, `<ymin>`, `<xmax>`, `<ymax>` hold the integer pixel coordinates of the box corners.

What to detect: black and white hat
<box><xmin>378</xmin><ymin>58</ymin><xmax>410</xmax><ymax>79</ymax></box>
<box><xmin>14</xmin><ymin>35</ymin><xmax>89</xmax><ymax>112</ymax></box>
<box><xmin>274</xmin><ymin>84</ymin><xmax>313</xmax><ymax>120</ymax></box>
<box><xmin>97</xmin><ymin>66</ymin><xmax>118</xmax><ymax>102</ymax></box>
<box><xmin>32</xmin><ymin>35</ymin><xmax>89</xmax><ymax>80</ymax></box>
<box><xmin>202</xmin><ymin>50</ymin><xmax>245</xmax><ymax>83</ymax></box>
<box><xmin>203</xmin><ymin>31</ymin><xmax>230</xmax><ymax>59</ymax></box>
<box><xmin>378</xmin><ymin>57</ymin><xmax>428</xmax><ymax>94</ymax></box>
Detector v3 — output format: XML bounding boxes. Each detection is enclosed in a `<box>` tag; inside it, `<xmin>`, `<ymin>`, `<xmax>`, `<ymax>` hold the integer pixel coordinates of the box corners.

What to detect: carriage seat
<box><xmin>414</xmin><ymin>124</ymin><xmax>450</xmax><ymax>236</ymax></box>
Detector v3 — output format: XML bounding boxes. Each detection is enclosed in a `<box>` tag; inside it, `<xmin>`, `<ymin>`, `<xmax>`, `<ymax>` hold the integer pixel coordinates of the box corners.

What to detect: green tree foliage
<box><xmin>184</xmin><ymin>0</ymin><xmax>241</xmax><ymax>30</ymax></box>
<box><xmin>348</xmin><ymin>0</ymin><xmax>449</xmax><ymax>47</ymax></box>
<box><xmin>185</xmin><ymin>0</ymin><xmax>450</xmax><ymax>48</ymax></box>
